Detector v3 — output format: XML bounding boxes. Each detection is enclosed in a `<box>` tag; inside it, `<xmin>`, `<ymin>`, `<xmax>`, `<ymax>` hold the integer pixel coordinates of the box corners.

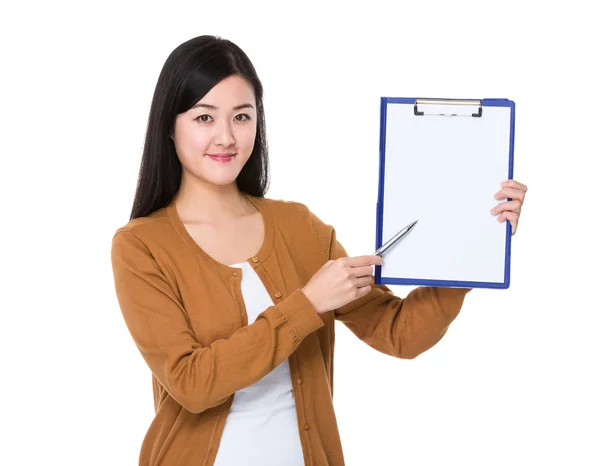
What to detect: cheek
<box><xmin>188</xmin><ymin>130</ymin><xmax>212</xmax><ymax>150</ymax></box>
<box><xmin>175</xmin><ymin>130</ymin><xmax>211</xmax><ymax>160</ymax></box>
<box><xmin>238</xmin><ymin>125</ymin><xmax>257</xmax><ymax>152</ymax></box>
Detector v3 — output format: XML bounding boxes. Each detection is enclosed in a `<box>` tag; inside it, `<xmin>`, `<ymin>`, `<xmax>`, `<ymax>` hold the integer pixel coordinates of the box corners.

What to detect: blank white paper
<box><xmin>379</xmin><ymin>101</ymin><xmax>512</xmax><ymax>286</ymax></box>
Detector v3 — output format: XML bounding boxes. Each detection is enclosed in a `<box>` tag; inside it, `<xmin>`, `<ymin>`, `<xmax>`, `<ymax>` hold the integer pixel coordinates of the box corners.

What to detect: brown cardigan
<box><xmin>110</xmin><ymin>193</ymin><xmax>471</xmax><ymax>466</ymax></box>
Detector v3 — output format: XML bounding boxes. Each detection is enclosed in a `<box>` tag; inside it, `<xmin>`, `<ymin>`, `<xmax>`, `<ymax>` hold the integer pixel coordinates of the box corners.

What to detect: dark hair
<box><xmin>129</xmin><ymin>35</ymin><xmax>269</xmax><ymax>220</ymax></box>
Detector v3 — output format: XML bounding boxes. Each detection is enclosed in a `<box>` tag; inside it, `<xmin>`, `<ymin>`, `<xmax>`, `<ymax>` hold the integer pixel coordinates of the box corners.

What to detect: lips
<box><xmin>207</xmin><ymin>153</ymin><xmax>235</xmax><ymax>162</ymax></box>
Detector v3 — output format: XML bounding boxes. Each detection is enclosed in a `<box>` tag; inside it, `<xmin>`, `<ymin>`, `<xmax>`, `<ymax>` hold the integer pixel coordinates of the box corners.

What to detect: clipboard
<box><xmin>374</xmin><ymin>97</ymin><xmax>515</xmax><ymax>289</ymax></box>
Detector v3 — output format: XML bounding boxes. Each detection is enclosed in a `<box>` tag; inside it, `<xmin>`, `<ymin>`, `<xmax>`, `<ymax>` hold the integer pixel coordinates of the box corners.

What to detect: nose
<box><xmin>213</xmin><ymin>119</ymin><xmax>235</xmax><ymax>147</ymax></box>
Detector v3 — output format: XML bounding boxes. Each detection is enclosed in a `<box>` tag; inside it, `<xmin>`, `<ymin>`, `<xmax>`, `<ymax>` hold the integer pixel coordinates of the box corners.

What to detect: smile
<box><xmin>207</xmin><ymin>154</ymin><xmax>236</xmax><ymax>163</ymax></box>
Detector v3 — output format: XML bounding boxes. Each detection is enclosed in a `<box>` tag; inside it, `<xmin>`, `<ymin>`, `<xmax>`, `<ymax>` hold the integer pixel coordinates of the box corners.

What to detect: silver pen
<box><xmin>372</xmin><ymin>220</ymin><xmax>418</xmax><ymax>257</ymax></box>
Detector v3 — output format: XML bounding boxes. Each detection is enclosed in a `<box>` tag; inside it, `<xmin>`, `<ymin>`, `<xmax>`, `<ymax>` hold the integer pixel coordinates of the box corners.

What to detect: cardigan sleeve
<box><xmin>111</xmin><ymin>229</ymin><xmax>324</xmax><ymax>414</ymax></box>
<box><xmin>309</xmin><ymin>211</ymin><xmax>471</xmax><ymax>359</ymax></box>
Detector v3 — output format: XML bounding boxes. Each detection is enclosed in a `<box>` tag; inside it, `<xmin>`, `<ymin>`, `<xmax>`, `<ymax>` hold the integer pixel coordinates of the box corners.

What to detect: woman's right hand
<box><xmin>301</xmin><ymin>255</ymin><xmax>383</xmax><ymax>314</ymax></box>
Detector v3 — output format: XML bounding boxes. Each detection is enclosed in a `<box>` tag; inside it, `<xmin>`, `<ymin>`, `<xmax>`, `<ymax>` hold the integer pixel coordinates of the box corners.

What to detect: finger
<box><xmin>353</xmin><ymin>276</ymin><xmax>374</xmax><ymax>288</ymax></box>
<box><xmin>343</xmin><ymin>255</ymin><xmax>383</xmax><ymax>267</ymax></box>
<box><xmin>501</xmin><ymin>179</ymin><xmax>528</xmax><ymax>192</ymax></box>
<box><xmin>493</xmin><ymin>187</ymin><xmax>526</xmax><ymax>202</ymax></box>
<box><xmin>490</xmin><ymin>200</ymin><xmax>522</xmax><ymax>216</ymax></box>
<box><xmin>349</xmin><ymin>265</ymin><xmax>376</xmax><ymax>278</ymax></box>
<box><xmin>355</xmin><ymin>284</ymin><xmax>372</xmax><ymax>299</ymax></box>
<box><xmin>497</xmin><ymin>211</ymin><xmax>519</xmax><ymax>234</ymax></box>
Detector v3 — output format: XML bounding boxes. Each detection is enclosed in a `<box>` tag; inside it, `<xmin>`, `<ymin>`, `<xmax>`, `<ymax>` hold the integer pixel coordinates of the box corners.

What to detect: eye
<box><xmin>234</xmin><ymin>114</ymin><xmax>251</xmax><ymax>122</ymax></box>
<box><xmin>196</xmin><ymin>114</ymin><xmax>213</xmax><ymax>123</ymax></box>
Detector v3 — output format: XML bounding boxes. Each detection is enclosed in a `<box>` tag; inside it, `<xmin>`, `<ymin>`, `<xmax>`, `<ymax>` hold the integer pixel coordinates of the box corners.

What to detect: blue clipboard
<box><xmin>374</xmin><ymin>97</ymin><xmax>515</xmax><ymax>289</ymax></box>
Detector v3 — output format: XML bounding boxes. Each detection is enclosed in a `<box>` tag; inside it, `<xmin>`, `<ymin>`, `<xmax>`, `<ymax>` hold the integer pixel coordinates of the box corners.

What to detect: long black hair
<box><xmin>129</xmin><ymin>35</ymin><xmax>269</xmax><ymax>220</ymax></box>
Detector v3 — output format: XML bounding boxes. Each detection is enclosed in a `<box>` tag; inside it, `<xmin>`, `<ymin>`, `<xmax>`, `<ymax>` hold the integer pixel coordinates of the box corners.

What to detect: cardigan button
<box><xmin>297</xmin><ymin>377</ymin><xmax>303</xmax><ymax>385</ymax></box>
<box><xmin>252</xmin><ymin>257</ymin><xmax>259</xmax><ymax>263</ymax></box>
<box><xmin>304</xmin><ymin>423</ymin><xmax>310</xmax><ymax>431</ymax></box>
<box><xmin>274</xmin><ymin>292</ymin><xmax>282</xmax><ymax>299</ymax></box>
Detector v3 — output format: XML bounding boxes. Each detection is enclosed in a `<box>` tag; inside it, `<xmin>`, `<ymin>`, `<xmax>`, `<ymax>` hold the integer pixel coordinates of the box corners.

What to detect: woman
<box><xmin>111</xmin><ymin>35</ymin><xmax>527</xmax><ymax>466</ymax></box>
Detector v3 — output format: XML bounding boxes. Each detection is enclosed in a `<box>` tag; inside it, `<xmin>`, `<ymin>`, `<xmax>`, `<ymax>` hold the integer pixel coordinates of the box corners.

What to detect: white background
<box><xmin>2</xmin><ymin>1</ymin><xmax>599</xmax><ymax>465</ymax></box>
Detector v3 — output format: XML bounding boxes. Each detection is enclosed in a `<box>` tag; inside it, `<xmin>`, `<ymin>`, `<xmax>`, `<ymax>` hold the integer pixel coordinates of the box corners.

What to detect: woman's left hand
<box><xmin>490</xmin><ymin>179</ymin><xmax>528</xmax><ymax>235</ymax></box>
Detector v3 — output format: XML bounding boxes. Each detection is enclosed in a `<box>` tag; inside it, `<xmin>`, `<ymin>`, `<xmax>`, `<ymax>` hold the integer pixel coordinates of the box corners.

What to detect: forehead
<box><xmin>194</xmin><ymin>75</ymin><xmax>255</xmax><ymax>108</ymax></box>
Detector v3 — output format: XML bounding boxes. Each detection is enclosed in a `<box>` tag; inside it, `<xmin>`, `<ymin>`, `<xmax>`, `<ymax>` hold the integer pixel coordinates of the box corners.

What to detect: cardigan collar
<box><xmin>165</xmin><ymin>192</ymin><xmax>274</xmax><ymax>276</ymax></box>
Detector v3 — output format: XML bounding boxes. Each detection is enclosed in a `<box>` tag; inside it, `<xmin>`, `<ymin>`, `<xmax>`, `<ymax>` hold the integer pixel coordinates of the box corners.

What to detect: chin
<box><xmin>203</xmin><ymin>174</ymin><xmax>241</xmax><ymax>187</ymax></box>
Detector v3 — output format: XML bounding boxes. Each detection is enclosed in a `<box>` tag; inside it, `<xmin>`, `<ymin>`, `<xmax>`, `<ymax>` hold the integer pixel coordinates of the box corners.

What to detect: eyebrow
<box><xmin>191</xmin><ymin>102</ymin><xmax>255</xmax><ymax>111</ymax></box>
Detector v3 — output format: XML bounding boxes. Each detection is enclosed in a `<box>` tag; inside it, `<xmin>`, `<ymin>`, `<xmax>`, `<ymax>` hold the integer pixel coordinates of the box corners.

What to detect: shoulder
<box><xmin>258</xmin><ymin>195</ymin><xmax>325</xmax><ymax>225</ymax></box>
<box><xmin>259</xmin><ymin>195</ymin><xmax>311</xmax><ymax>218</ymax></box>
<box><xmin>257</xmin><ymin>195</ymin><xmax>333</xmax><ymax>250</ymax></box>
<box><xmin>111</xmin><ymin>206</ymin><xmax>173</xmax><ymax>252</ymax></box>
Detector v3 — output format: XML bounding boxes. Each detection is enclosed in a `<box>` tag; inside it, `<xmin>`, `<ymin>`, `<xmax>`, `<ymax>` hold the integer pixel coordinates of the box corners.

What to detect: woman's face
<box><xmin>172</xmin><ymin>75</ymin><xmax>258</xmax><ymax>188</ymax></box>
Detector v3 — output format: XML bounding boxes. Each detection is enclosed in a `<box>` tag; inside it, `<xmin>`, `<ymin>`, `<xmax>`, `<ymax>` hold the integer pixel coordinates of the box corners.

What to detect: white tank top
<box><xmin>212</xmin><ymin>261</ymin><xmax>305</xmax><ymax>466</ymax></box>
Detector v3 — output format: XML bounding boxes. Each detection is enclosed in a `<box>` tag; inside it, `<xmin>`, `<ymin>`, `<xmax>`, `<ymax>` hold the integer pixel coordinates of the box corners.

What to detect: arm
<box><xmin>309</xmin><ymin>212</ymin><xmax>471</xmax><ymax>359</ymax></box>
<box><xmin>111</xmin><ymin>229</ymin><xmax>323</xmax><ymax>414</ymax></box>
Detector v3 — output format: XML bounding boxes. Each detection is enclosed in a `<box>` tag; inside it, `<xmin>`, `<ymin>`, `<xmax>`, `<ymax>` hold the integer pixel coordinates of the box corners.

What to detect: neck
<box><xmin>174</xmin><ymin>176</ymin><xmax>254</xmax><ymax>224</ymax></box>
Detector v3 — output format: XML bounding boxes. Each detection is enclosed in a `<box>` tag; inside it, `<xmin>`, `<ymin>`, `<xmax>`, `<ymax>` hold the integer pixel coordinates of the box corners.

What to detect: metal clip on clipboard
<box><xmin>414</xmin><ymin>99</ymin><xmax>483</xmax><ymax>118</ymax></box>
